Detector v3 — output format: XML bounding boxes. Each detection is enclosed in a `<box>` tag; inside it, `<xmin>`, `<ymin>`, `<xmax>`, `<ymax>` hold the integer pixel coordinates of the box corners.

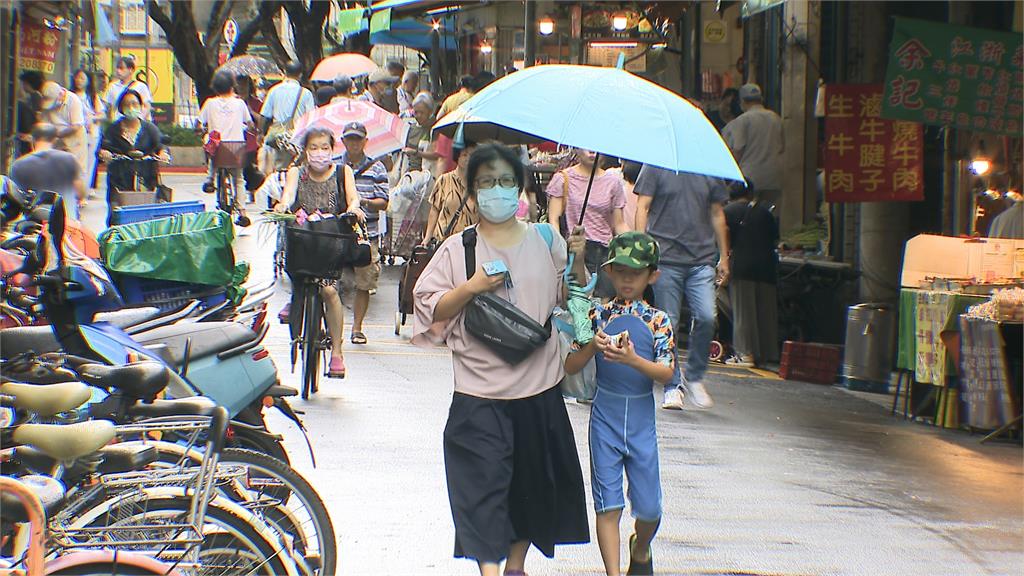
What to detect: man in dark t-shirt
<box><xmin>10</xmin><ymin>123</ymin><xmax>85</xmax><ymax>219</ymax></box>
<box><xmin>634</xmin><ymin>166</ymin><xmax>730</xmax><ymax>410</ymax></box>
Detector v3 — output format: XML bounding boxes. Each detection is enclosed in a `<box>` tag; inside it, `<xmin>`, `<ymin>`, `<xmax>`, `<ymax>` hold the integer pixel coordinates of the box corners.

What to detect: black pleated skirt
<box><xmin>443</xmin><ymin>384</ymin><xmax>590</xmax><ymax>563</ymax></box>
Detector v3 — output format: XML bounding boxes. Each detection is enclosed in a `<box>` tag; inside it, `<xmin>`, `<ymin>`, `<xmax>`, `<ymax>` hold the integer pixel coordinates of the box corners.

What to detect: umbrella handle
<box><xmin>565</xmin><ymin>253</ymin><xmax>598</xmax><ymax>293</ymax></box>
<box><xmin>576</xmin><ymin>152</ymin><xmax>601</xmax><ymax>227</ymax></box>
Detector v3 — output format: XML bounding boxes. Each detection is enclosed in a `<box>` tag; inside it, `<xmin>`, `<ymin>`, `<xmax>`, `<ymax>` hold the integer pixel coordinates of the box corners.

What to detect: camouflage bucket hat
<box><xmin>603</xmin><ymin>231</ymin><xmax>660</xmax><ymax>269</ymax></box>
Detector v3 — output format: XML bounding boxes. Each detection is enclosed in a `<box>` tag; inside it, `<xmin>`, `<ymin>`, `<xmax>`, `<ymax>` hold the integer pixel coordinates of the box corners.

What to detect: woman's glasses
<box><xmin>474</xmin><ymin>175</ymin><xmax>517</xmax><ymax>189</ymax></box>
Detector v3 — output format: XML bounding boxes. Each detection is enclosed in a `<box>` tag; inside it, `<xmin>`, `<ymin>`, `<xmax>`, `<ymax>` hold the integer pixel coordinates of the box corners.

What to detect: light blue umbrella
<box><xmin>433</xmin><ymin>64</ymin><xmax>744</xmax><ymax>182</ymax></box>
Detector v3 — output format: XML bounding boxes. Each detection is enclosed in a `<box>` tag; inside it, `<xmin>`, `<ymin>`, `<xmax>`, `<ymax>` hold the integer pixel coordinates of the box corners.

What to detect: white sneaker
<box><xmin>725</xmin><ymin>354</ymin><xmax>755</xmax><ymax>368</ymax></box>
<box><xmin>661</xmin><ymin>387</ymin><xmax>685</xmax><ymax>410</ymax></box>
<box><xmin>684</xmin><ymin>381</ymin><xmax>714</xmax><ymax>409</ymax></box>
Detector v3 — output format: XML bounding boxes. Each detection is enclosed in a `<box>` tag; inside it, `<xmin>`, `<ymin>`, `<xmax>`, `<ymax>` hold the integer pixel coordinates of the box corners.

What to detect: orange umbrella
<box><xmin>311</xmin><ymin>54</ymin><xmax>378</xmax><ymax>82</ymax></box>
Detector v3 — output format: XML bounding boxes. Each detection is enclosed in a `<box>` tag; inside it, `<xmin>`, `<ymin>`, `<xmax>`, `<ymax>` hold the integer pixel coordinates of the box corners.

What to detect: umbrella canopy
<box><xmin>215</xmin><ymin>55</ymin><xmax>281</xmax><ymax>78</ymax></box>
<box><xmin>434</xmin><ymin>64</ymin><xmax>744</xmax><ymax>182</ymax></box>
<box><xmin>291</xmin><ymin>99</ymin><xmax>410</xmax><ymax>159</ymax></box>
<box><xmin>311</xmin><ymin>54</ymin><xmax>378</xmax><ymax>82</ymax></box>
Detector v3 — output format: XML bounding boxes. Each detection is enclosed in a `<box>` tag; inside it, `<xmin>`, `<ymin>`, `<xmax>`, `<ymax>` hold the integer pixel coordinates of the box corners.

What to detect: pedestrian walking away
<box><xmin>259</xmin><ymin>61</ymin><xmax>315</xmax><ymax>176</ymax></box>
<box><xmin>722</xmin><ymin>84</ymin><xmax>784</xmax><ymax>213</ymax></box>
<box><xmin>634</xmin><ymin>167</ymin><xmax>730</xmax><ymax>410</ymax></box>
<box><xmin>339</xmin><ymin>122</ymin><xmax>390</xmax><ymax>346</ymax></box>
<box><xmin>199</xmin><ymin>70</ymin><xmax>255</xmax><ymax>226</ymax></box>
<box><xmin>423</xmin><ymin>141</ymin><xmax>479</xmax><ymax>245</ymax></box>
<box><xmin>274</xmin><ymin>126</ymin><xmax>364</xmax><ymax>379</ymax></box>
<box><xmin>566</xmin><ymin>231</ymin><xmax>675</xmax><ymax>576</ymax></box>
<box><xmin>412</xmin><ymin>142</ymin><xmax>591</xmax><ymax>576</ymax></box>
<box><xmin>723</xmin><ymin>181</ymin><xmax>779</xmax><ymax>367</ymax></box>
<box><xmin>546</xmin><ymin>148</ymin><xmax>629</xmax><ymax>298</ymax></box>
<box><xmin>9</xmin><ymin>123</ymin><xmax>87</xmax><ymax>220</ymax></box>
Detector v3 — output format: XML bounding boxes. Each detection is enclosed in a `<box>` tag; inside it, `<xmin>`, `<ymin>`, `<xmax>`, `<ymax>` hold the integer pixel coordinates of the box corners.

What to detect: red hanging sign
<box><xmin>19</xmin><ymin>19</ymin><xmax>60</xmax><ymax>74</ymax></box>
<box><xmin>824</xmin><ymin>84</ymin><xmax>925</xmax><ymax>203</ymax></box>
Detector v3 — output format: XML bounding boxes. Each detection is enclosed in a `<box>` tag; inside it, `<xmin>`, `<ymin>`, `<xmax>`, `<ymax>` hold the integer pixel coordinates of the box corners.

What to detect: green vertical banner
<box><xmin>882</xmin><ymin>17</ymin><xmax>1023</xmax><ymax>135</ymax></box>
<box><xmin>336</xmin><ymin>8</ymin><xmax>368</xmax><ymax>36</ymax></box>
<box><xmin>370</xmin><ymin>8</ymin><xmax>392</xmax><ymax>35</ymax></box>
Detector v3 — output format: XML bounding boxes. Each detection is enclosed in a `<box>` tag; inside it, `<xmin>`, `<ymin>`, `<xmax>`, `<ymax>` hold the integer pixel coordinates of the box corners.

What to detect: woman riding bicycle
<box><xmin>275</xmin><ymin>126</ymin><xmax>364</xmax><ymax>379</ymax></box>
<box><xmin>199</xmin><ymin>70</ymin><xmax>255</xmax><ymax>226</ymax></box>
<box><xmin>97</xmin><ymin>89</ymin><xmax>168</xmax><ymax>224</ymax></box>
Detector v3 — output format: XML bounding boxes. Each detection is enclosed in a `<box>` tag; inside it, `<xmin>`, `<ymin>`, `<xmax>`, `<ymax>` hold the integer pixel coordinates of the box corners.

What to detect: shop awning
<box><xmin>371</xmin><ymin>17</ymin><xmax>456</xmax><ymax>51</ymax></box>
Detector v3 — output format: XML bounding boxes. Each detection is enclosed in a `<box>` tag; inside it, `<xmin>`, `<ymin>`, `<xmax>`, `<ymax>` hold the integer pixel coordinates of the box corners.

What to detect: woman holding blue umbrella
<box><xmin>413</xmin><ymin>143</ymin><xmax>591</xmax><ymax>576</ymax></box>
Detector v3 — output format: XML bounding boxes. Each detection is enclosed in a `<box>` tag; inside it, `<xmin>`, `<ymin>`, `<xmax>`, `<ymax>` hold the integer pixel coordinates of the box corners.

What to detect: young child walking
<box><xmin>565</xmin><ymin>231</ymin><xmax>675</xmax><ymax>576</ymax></box>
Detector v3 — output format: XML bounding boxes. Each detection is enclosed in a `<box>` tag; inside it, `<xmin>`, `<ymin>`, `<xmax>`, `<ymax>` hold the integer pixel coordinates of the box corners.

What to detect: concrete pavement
<box><xmin>79</xmin><ymin>175</ymin><xmax>1024</xmax><ymax>575</ymax></box>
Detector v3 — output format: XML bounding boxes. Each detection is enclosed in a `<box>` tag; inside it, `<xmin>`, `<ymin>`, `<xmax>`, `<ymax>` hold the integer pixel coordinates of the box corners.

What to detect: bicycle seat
<box><xmin>127</xmin><ymin>396</ymin><xmax>218</xmax><ymax>419</ymax></box>
<box><xmin>12</xmin><ymin>420</ymin><xmax>115</xmax><ymax>461</ymax></box>
<box><xmin>77</xmin><ymin>362</ymin><xmax>169</xmax><ymax>401</ymax></box>
<box><xmin>96</xmin><ymin>444</ymin><xmax>158</xmax><ymax>475</ymax></box>
<box><xmin>0</xmin><ymin>475</ymin><xmax>66</xmax><ymax>523</ymax></box>
<box><xmin>0</xmin><ymin>382</ymin><xmax>92</xmax><ymax>417</ymax></box>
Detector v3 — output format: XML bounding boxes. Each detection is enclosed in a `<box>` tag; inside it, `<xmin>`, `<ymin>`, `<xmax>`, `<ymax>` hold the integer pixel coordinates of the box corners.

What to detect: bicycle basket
<box><xmin>285</xmin><ymin>221</ymin><xmax>357</xmax><ymax>279</ymax></box>
<box><xmin>211</xmin><ymin>141</ymin><xmax>247</xmax><ymax>169</ymax></box>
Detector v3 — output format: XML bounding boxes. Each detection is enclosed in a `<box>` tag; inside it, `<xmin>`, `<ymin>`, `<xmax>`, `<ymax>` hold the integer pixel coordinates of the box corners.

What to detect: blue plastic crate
<box><xmin>115</xmin><ymin>275</ymin><xmax>227</xmax><ymax>312</ymax></box>
<box><xmin>110</xmin><ymin>201</ymin><xmax>205</xmax><ymax>226</ymax></box>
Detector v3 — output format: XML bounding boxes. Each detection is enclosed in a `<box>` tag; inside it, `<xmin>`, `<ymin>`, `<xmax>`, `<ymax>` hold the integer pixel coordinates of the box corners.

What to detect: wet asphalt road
<box><xmin>80</xmin><ymin>175</ymin><xmax>1023</xmax><ymax>575</ymax></box>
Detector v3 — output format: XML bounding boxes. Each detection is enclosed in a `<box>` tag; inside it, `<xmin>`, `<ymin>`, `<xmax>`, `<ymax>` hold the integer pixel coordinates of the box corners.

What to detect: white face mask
<box><xmin>476</xmin><ymin>185</ymin><xmax>520</xmax><ymax>223</ymax></box>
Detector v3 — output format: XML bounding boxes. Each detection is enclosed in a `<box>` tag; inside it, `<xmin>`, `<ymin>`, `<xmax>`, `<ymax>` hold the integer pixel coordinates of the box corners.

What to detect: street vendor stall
<box><xmin>898</xmin><ymin>234</ymin><xmax>1024</xmax><ymax>432</ymax></box>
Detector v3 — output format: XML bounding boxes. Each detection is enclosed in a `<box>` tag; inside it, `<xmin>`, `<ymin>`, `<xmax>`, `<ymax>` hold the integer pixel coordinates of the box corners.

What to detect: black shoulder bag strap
<box><xmin>462</xmin><ymin>226</ymin><xmax>477</xmax><ymax>278</ymax></box>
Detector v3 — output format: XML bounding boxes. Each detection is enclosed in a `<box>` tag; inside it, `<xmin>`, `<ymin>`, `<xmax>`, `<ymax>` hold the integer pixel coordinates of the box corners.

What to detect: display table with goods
<box><xmin>897</xmin><ymin>235</ymin><xmax>1024</xmax><ymax>430</ymax></box>
<box><xmin>958</xmin><ymin>288</ymin><xmax>1024</xmax><ymax>441</ymax></box>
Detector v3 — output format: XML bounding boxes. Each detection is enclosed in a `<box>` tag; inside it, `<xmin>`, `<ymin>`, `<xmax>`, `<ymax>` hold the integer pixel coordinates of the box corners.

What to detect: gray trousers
<box><xmin>729</xmin><ymin>278</ymin><xmax>779</xmax><ymax>364</ymax></box>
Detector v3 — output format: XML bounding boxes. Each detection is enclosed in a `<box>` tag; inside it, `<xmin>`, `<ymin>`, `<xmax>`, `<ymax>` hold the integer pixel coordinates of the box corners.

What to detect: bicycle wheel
<box><xmin>47</xmin><ymin>562</ymin><xmax>172</xmax><ymax>575</ymax></box>
<box><xmin>301</xmin><ymin>285</ymin><xmax>322</xmax><ymax>400</ymax></box>
<box><xmin>216</xmin><ymin>169</ymin><xmax>229</xmax><ymax>214</ymax></box>
<box><xmin>73</xmin><ymin>491</ymin><xmax>301</xmax><ymax>576</ymax></box>
<box><xmin>221</xmin><ymin>448</ymin><xmax>336</xmax><ymax>576</ymax></box>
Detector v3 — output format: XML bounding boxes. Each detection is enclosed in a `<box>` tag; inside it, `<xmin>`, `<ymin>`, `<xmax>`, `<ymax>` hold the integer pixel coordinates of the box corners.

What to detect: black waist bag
<box><xmin>462</xmin><ymin>227</ymin><xmax>551</xmax><ymax>365</ymax></box>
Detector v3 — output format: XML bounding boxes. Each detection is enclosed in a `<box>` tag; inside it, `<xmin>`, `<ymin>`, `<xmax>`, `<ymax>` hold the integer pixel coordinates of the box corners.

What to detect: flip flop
<box><xmin>350</xmin><ymin>332</ymin><xmax>368</xmax><ymax>345</ymax></box>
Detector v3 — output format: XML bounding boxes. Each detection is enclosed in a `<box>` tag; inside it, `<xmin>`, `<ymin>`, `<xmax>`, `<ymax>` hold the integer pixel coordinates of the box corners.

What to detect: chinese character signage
<box><xmin>19</xmin><ymin>19</ymin><xmax>60</xmax><ymax>74</ymax></box>
<box><xmin>825</xmin><ymin>85</ymin><xmax>924</xmax><ymax>203</ymax></box>
<box><xmin>882</xmin><ymin>17</ymin><xmax>1023</xmax><ymax>136</ymax></box>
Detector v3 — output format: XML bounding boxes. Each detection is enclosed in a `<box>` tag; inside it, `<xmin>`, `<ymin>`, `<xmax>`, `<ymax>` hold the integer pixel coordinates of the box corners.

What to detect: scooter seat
<box><xmin>94</xmin><ymin>306</ymin><xmax>162</xmax><ymax>329</ymax></box>
<box><xmin>127</xmin><ymin>396</ymin><xmax>218</xmax><ymax>419</ymax></box>
<box><xmin>96</xmin><ymin>444</ymin><xmax>158</xmax><ymax>475</ymax></box>
<box><xmin>133</xmin><ymin>322</ymin><xmax>258</xmax><ymax>368</ymax></box>
<box><xmin>77</xmin><ymin>362</ymin><xmax>169</xmax><ymax>401</ymax></box>
<box><xmin>0</xmin><ymin>382</ymin><xmax>92</xmax><ymax>417</ymax></box>
<box><xmin>0</xmin><ymin>474</ymin><xmax>66</xmax><ymax>523</ymax></box>
<box><xmin>12</xmin><ymin>420</ymin><xmax>116</xmax><ymax>461</ymax></box>
<box><xmin>0</xmin><ymin>326</ymin><xmax>61</xmax><ymax>358</ymax></box>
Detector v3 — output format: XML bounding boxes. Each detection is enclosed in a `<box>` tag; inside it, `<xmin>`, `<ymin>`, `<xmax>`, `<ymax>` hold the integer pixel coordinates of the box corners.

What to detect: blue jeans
<box><xmin>652</xmin><ymin>263</ymin><xmax>716</xmax><ymax>393</ymax></box>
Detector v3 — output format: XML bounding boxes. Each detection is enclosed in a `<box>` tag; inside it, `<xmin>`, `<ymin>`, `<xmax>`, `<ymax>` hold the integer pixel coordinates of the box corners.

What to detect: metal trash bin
<box><xmin>843</xmin><ymin>303</ymin><xmax>895</xmax><ymax>393</ymax></box>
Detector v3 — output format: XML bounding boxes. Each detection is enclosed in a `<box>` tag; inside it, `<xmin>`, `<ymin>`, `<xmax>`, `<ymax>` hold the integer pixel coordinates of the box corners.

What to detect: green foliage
<box><xmin>159</xmin><ymin>123</ymin><xmax>202</xmax><ymax>147</ymax></box>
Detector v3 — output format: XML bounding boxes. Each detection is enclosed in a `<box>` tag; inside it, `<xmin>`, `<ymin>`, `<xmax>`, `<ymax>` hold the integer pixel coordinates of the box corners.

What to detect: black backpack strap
<box><xmin>462</xmin><ymin>226</ymin><xmax>477</xmax><ymax>279</ymax></box>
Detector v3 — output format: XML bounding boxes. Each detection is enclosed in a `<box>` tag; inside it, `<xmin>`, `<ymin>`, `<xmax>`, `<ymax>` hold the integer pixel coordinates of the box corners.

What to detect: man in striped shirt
<box><xmin>339</xmin><ymin>122</ymin><xmax>390</xmax><ymax>345</ymax></box>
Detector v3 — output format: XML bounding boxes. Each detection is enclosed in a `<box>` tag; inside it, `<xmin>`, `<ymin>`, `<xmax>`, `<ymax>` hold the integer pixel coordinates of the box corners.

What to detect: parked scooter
<box><xmin>0</xmin><ymin>199</ymin><xmax>310</xmax><ymax>463</ymax></box>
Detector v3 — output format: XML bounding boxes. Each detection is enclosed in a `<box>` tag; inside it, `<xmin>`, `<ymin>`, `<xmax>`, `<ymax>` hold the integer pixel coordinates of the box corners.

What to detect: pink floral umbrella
<box><xmin>291</xmin><ymin>99</ymin><xmax>410</xmax><ymax>159</ymax></box>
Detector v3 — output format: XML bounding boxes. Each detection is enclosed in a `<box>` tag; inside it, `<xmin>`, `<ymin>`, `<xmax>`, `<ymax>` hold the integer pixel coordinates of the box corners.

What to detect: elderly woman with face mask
<box><xmin>413</xmin><ymin>142</ymin><xmax>591</xmax><ymax>576</ymax></box>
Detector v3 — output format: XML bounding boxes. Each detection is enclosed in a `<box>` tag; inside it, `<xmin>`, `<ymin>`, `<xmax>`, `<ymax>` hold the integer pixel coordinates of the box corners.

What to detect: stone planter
<box><xmin>168</xmin><ymin>146</ymin><xmax>205</xmax><ymax>168</ymax></box>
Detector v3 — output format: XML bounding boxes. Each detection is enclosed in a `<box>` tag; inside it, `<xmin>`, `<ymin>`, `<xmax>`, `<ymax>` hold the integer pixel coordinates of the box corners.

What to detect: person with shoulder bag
<box><xmin>411</xmin><ymin>142</ymin><xmax>591</xmax><ymax>576</ymax></box>
<box><xmin>546</xmin><ymin>148</ymin><xmax>629</xmax><ymax>298</ymax></box>
<box><xmin>259</xmin><ymin>61</ymin><xmax>314</xmax><ymax>176</ymax></box>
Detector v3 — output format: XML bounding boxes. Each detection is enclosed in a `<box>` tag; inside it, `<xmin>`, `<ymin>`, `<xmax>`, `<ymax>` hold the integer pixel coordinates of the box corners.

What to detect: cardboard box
<box><xmin>900</xmin><ymin>234</ymin><xmax>1024</xmax><ymax>288</ymax></box>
